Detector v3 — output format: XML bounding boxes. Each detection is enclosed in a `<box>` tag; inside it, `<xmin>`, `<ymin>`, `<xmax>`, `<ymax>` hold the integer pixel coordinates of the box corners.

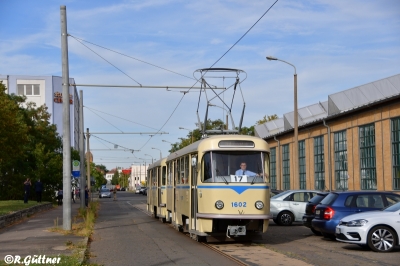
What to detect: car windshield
<box><xmin>383</xmin><ymin>201</ymin><xmax>400</xmax><ymax>212</ymax></box>
<box><xmin>202</xmin><ymin>151</ymin><xmax>269</xmax><ymax>184</ymax></box>
<box><xmin>309</xmin><ymin>194</ymin><xmax>327</xmax><ymax>204</ymax></box>
<box><xmin>101</xmin><ymin>189</ymin><xmax>110</xmax><ymax>192</ymax></box>
<box><xmin>271</xmin><ymin>190</ymin><xmax>292</xmax><ymax>199</ymax></box>
<box><xmin>319</xmin><ymin>193</ymin><xmax>338</xmax><ymax>205</ymax></box>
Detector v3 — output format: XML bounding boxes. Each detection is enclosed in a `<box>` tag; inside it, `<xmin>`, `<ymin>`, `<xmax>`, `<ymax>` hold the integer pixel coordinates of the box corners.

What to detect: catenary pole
<box><xmin>86</xmin><ymin>128</ymin><xmax>91</xmax><ymax>202</ymax></box>
<box><xmin>79</xmin><ymin>90</ymin><xmax>86</xmax><ymax>208</ymax></box>
<box><xmin>60</xmin><ymin>5</ymin><xmax>71</xmax><ymax>230</ymax></box>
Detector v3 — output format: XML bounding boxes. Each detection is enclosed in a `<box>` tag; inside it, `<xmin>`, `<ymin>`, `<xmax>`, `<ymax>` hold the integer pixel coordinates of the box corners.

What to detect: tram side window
<box><xmin>152</xmin><ymin>168</ymin><xmax>156</xmax><ymax>186</ymax></box>
<box><xmin>202</xmin><ymin>153</ymin><xmax>212</xmax><ymax>182</ymax></box>
<box><xmin>180</xmin><ymin>157</ymin><xmax>185</xmax><ymax>184</ymax></box>
<box><xmin>183</xmin><ymin>155</ymin><xmax>189</xmax><ymax>184</ymax></box>
<box><xmin>167</xmin><ymin>162</ymin><xmax>172</xmax><ymax>186</ymax></box>
<box><xmin>157</xmin><ymin>167</ymin><xmax>161</xmax><ymax>186</ymax></box>
<box><xmin>162</xmin><ymin>166</ymin><xmax>166</xmax><ymax>186</ymax></box>
<box><xmin>175</xmin><ymin>160</ymin><xmax>180</xmax><ymax>185</ymax></box>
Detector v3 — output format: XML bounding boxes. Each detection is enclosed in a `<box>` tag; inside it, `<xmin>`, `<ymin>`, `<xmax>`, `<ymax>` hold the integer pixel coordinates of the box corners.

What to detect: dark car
<box><xmin>312</xmin><ymin>191</ymin><xmax>400</xmax><ymax>239</ymax></box>
<box><xmin>120</xmin><ymin>187</ymin><xmax>126</xmax><ymax>191</ymax></box>
<box><xmin>302</xmin><ymin>192</ymin><xmax>329</xmax><ymax>235</ymax></box>
<box><xmin>142</xmin><ymin>187</ymin><xmax>147</xmax><ymax>196</ymax></box>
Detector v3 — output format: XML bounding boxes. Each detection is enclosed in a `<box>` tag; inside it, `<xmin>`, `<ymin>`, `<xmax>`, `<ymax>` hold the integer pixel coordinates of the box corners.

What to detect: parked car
<box><xmin>270</xmin><ymin>189</ymin><xmax>284</xmax><ymax>198</ymax></box>
<box><xmin>139</xmin><ymin>187</ymin><xmax>146</xmax><ymax>194</ymax></box>
<box><xmin>336</xmin><ymin>201</ymin><xmax>400</xmax><ymax>252</ymax></box>
<box><xmin>99</xmin><ymin>188</ymin><xmax>111</xmax><ymax>198</ymax></box>
<box><xmin>312</xmin><ymin>191</ymin><xmax>400</xmax><ymax>239</ymax></box>
<box><xmin>120</xmin><ymin>187</ymin><xmax>126</xmax><ymax>191</ymax></box>
<box><xmin>270</xmin><ymin>190</ymin><xmax>320</xmax><ymax>225</ymax></box>
<box><xmin>302</xmin><ymin>192</ymin><xmax>329</xmax><ymax>235</ymax></box>
<box><xmin>142</xmin><ymin>187</ymin><xmax>147</xmax><ymax>196</ymax></box>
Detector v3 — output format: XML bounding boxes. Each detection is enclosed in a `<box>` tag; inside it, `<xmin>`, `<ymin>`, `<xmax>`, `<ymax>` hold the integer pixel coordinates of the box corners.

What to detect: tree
<box><xmin>0</xmin><ymin>82</ymin><xmax>66</xmax><ymax>200</ymax></box>
<box><xmin>90</xmin><ymin>162</ymin><xmax>107</xmax><ymax>190</ymax></box>
<box><xmin>96</xmin><ymin>164</ymin><xmax>108</xmax><ymax>174</ymax></box>
<box><xmin>256</xmin><ymin>114</ymin><xmax>278</xmax><ymax>125</ymax></box>
<box><xmin>240</xmin><ymin>125</ymin><xmax>255</xmax><ymax>136</ymax></box>
<box><xmin>119</xmin><ymin>173</ymin><xmax>129</xmax><ymax>188</ymax></box>
<box><xmin>111</xmin><ymin>170</ymin><xmax>119</xmax><ymax>186</ymax></box>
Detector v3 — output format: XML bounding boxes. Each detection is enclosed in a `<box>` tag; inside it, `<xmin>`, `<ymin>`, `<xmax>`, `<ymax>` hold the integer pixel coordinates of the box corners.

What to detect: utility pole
<box><xmin>60</xmin><ymin>5</ymin><xmax>71</xmax><ymax>231</ymax></box>
<box><xmin>86</xmin><ymin>128</ymin><xmax>91</xmax><ymax>202</ymax></box>
<box><xmin>79</xmin><ymin>90</ymin><xmax>86</xmax><ymax>209</ymax></box>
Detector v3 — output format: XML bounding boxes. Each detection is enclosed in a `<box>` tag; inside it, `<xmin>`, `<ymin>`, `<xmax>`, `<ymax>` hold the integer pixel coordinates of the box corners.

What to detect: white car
<box><xmin>270</xmin><ymin>190</ymin><xmax>320</xmax><ymax>226</ymax></box>
<box><xmin>336</xmin><ymin>201</ymin><xmax>400</xmax><ymax>252</ymax></box>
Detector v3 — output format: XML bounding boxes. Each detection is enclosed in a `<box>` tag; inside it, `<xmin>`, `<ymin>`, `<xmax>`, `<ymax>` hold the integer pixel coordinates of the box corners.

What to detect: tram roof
<box><xmin>148</xmin><ymin>157</ymin><xmax>166</xmax><ymax>169</ymax></box>
<box><xmin>165</xmin><ymin>134</ymin><xmax>266</xmax><ymax>161</ymax></box>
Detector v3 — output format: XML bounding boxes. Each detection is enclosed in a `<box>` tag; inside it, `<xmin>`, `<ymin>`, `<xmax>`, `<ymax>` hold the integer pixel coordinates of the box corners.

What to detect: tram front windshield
<box><xmin>202</xmin><ymin>151</ymin><xmax>269</xmax><ymax>183</ymax></box>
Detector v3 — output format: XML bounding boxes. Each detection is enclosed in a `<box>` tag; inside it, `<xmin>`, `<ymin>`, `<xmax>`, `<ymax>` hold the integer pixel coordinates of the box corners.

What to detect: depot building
<box><xmin>255</xmin><ymin>73</ymin><xmax>400</xmax><ymax>192</ymax></box>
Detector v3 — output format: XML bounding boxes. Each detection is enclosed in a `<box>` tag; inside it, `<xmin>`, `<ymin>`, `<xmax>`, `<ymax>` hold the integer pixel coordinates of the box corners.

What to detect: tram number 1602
<box><xmin>231</xmin><ymin>202</ymin><xmax>247</xmax><ymax>207</ymax></box>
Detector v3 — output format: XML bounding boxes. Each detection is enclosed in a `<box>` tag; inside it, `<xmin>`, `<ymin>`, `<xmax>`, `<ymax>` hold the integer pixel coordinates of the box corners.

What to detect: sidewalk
<box><xmin>0</xmin><ymin>199</ymin><xmax>87</xmax><ymax>261</ymax></box>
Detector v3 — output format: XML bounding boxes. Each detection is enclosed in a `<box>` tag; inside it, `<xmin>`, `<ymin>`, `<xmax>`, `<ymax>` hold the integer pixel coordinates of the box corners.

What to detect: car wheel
<box><xmin>277</xmin><ymin>211</ymin><xmax>294</xmax><ymax>226</ymax></box>
<box><xmin>367</xmin><ymin>226</ymin><xmax>397</xmax><ymax>252</ymax></box>
<box><xmin>311</xmin><ymin>228</ymin><xmax>322</xmax><ymax>236</ymax></box>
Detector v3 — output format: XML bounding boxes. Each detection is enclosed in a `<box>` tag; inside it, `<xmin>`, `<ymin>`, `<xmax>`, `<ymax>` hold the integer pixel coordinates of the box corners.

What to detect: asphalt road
<box><xmin>89</xmin><ymin>192</ymin><xmax>399</xmax><ymax>266</ymax></box>
<box><xmin>89</xmin><ymin>192</ymin><xmax>238</xmax><ymax>266</ymax></box>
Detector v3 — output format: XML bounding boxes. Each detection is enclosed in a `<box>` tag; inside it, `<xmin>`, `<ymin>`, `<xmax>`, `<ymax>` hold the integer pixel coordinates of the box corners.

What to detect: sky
<box><xmin>1</xmin><ymin>0</ymin><xmax>399</xmax><ymax>171</ymax></box>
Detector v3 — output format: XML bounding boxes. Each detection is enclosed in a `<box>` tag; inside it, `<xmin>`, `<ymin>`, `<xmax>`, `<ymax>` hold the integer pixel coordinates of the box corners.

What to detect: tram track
<box><xmin>200</xmin><ymin>240</ymin><xmax>248</xmax><ymax>266</ymax></box>
<box><xmin>131</xmin><ymin>201</ymin><xmax>247</xmax><ymax>265</ymax></box>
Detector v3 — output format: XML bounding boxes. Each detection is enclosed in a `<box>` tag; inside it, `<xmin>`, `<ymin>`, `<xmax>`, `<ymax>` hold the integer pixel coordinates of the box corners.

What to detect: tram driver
<box><xmin>235</xmin><ymin>162</ymin><xmax>258</xmax><ymax>176</ymax></box>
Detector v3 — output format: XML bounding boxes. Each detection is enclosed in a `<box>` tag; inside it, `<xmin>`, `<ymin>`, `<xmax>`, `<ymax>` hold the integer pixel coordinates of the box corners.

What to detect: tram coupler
<box><xmin>226</xmin><ymin>225</ymin><xmax>246</xmax><ymax>238</ymax></box>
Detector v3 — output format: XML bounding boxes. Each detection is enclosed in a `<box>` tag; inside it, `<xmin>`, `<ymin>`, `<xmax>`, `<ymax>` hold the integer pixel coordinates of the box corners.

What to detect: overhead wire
<box><xmin>71</xmin><ymin>0</ymin><xmax>279</xmax><ymax>155</ymax></box>
<box><xmin>90</xmin><ymin>134</ymin><xmax>138</xmax><ymax>152</ymax></box>
<box><xmin>125</xmin><ymin>0</ymin><xmax>279</xmax><ymax>151</ymax></box>
<box><xmin>84</xmin><ymin>106</ymin><xmax>159</xmax><ymax>130</ymax></box>
<box><xmin>86</xmin><ymin>108</ymin><xmax>124</xmax><ymax>133</ymax></box>
<box><xmin>140</xmin><ymin>0</ymin><xmax>279</xmax><ymax>150</ymax></box>
<box><xmin>70</xmin><ymin>35</ymin><xmax>142</xmax><ymax>86</ymax></box>
<box><xmin>69</xmin><ymin>34</ymin><xmax>197</xmax><ymax>81</ymax></box>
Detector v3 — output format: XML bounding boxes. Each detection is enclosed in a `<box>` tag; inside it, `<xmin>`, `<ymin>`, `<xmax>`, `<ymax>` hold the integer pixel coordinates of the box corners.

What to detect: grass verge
<box><xmin>0</xmin><ymin>201</ymin><xmax>46</xmax><ymax>216</ymax></box>
<box><xmin>50</xmin><ymin>201</ymin><xmax>99</xmax><ymax>237</ymax></box>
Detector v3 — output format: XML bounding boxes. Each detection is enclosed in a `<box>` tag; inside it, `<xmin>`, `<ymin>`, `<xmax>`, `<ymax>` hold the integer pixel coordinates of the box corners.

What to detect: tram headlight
<box><xmin>215</xmin><ymin>200</ymin><xmax>224</xmax><ymax>210</ymax></box>
<box><xmin>255</xmin><ymin>201</ymin><xmax>264</xmax><ymax>210</ymax></box>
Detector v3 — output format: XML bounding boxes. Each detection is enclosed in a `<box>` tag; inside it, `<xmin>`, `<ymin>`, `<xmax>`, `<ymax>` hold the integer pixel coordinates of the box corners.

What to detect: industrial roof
<box><xmin>255</xmin><ymin>73</ymin><xmax>400</xmax><ymax>139</ymax></box>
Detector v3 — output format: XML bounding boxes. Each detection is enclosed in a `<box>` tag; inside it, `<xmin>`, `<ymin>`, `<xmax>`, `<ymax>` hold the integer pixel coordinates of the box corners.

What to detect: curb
<box><xmin>0</xmin><ymin>203</ymin><xmax>53</xmax><ymax>229</ymax></box>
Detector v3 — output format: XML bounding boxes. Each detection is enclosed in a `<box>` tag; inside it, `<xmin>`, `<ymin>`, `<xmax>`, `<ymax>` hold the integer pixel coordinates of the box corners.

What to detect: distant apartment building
<box><xmin>105</xmin><ymin>169</ymin><xmax>116</xmax><ymax>186</ymax></box>
<box><xmin>255</xmin><ymin>73</ymin><xmax>400</xmax><ymax>192</ymax></box>
<box><xmin>0</xmin><ymin>74</ymin><xmax>81</xmax><ymax>149</ymax></box>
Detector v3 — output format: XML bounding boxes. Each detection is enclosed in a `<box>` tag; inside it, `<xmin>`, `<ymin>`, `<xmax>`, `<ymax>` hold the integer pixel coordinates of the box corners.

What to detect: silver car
<box><xmin>336</xmin><ymin>201</ymin><xmax>400</xmax><ymax>252</ymax></box>
<box><xmin>99</xmin><ymin>188</ymin><xmax>111</xmax><ymax>198</ymax></box>
<box><xmin>270</xmin><ymin>189</ymin><xmax>320</xmax><ymax>225</ymax></box>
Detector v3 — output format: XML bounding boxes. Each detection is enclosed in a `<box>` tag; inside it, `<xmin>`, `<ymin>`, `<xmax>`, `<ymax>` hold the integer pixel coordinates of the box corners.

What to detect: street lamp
<box><xmin>179</xmin><ymin>127</ymin><xmax>194</xmax><ymax>143</ymax></box>
<box><xmin>266</xmin><ymin>56</ymin><xmax>298</xmax><ymax>190</ymax></box>
<box><xmin>144</xmin><ymin>154</ymin><xmax>154</xmax><ymax>164</ymax></box>
<box><xmin>162</xmin><ymin>139</ymin><xmax>173</xmax><ymax>144</ymax></box>
<box><xmin>151</xmin><ymin>147</ymin><xmax>162</xmax><ymax>160</ymax></box>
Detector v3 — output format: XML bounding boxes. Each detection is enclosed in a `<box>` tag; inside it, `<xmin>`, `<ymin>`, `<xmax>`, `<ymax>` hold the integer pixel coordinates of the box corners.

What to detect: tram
<box><xmin>147</xmin><ymin>134</ymin><xmax>272</xmax><ymax>242</ymax></box>
<box><xmin>147</xmin><ymin>158</ymin><xmax>167</xmax><ymax>221</ymax></box>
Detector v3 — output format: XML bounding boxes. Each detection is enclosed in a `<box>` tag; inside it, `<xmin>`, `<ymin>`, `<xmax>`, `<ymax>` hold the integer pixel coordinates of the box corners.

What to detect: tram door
<box><xmin>191</xmin><ymin>155</ymin><xmax>197</xmax><ymax>230</ymax></box>
<box><xmin>157</xmin><ymin>167</ymin><xmax>160</xmax><ymax>216</ymax></box>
